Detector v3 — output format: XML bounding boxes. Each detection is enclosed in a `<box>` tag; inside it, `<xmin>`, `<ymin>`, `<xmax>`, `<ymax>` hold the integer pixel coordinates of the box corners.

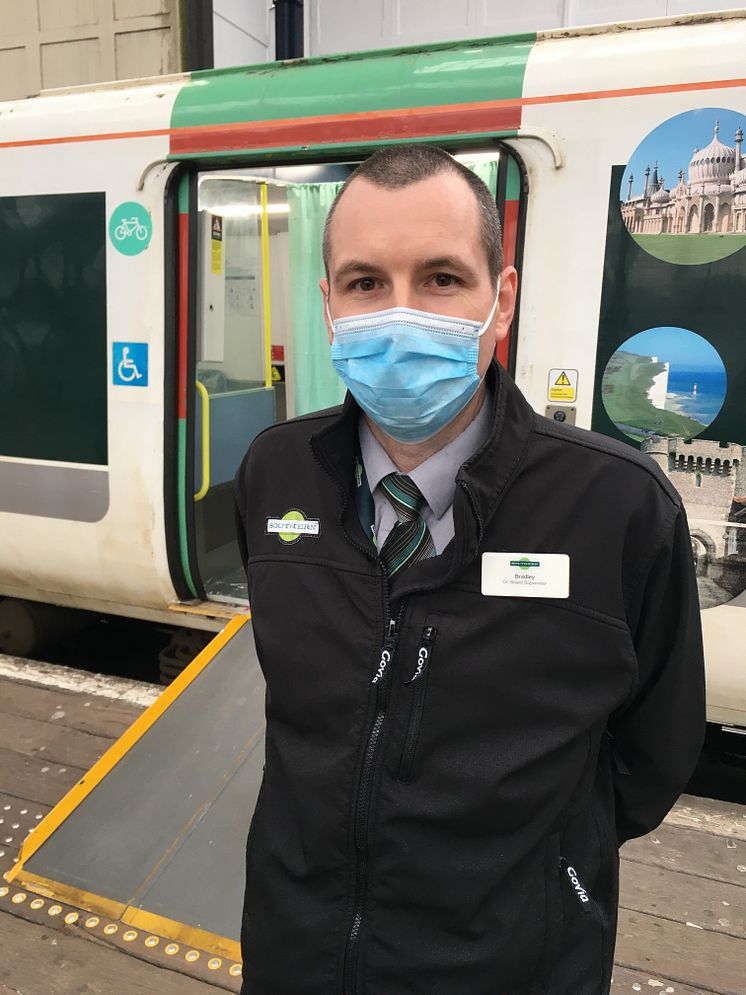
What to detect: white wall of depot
<box><xmin>306</xmin><ymin>0</ymin><xmax>746</xmax><ymax>55</ymax></box>
<box><xmin>213</xmin><ymin>0</ymin><xmax>272</xmax><ymax>68</ymax></box>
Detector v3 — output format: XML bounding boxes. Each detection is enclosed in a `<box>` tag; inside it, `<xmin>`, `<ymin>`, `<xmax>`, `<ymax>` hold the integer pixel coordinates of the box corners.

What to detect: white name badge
<box><xmin>481</xmin><ymin>553</ymin><xmax>570</xmax><ymax>599</ymax></box>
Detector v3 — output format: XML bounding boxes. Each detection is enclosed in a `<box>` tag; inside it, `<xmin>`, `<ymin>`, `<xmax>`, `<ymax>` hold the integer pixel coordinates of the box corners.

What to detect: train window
<box><xmin>0</xmin><ymin>192</ymin><xmax>107</xmax><ymax>465</ymax></box>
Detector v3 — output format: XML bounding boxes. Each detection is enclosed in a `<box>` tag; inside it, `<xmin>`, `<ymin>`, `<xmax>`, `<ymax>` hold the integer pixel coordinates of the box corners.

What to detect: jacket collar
<box><xmin>455</xmin><ymin>360</ymin><xmax>537</xmax><ymax>539</ymax></box>
<box><xmin>309</xmin><ymin>390</ymin><xmax>359</xmax><ymax>499</ymax></box>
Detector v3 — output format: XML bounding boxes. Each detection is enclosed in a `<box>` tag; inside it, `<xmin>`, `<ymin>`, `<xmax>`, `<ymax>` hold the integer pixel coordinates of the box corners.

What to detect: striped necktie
<box><xmin>379</xmin><ymin>473</ymin><xmax>435</xmax><ymax>576</ymax></box>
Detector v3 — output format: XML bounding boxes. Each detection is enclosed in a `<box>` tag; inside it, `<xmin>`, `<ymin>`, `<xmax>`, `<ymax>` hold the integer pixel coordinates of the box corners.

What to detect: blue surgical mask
<box><xmin>328</xmin><ymin>282</ymin><xmax>500</xmax><ymax>444</ymax></box>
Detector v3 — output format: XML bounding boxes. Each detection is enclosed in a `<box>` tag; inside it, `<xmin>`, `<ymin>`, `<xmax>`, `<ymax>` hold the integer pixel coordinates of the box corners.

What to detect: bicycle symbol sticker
<box><xmin>113</xmin><ymin>342</ymin><xmax>148</xmax><ymax>387</ymax></box>
<box><xmin>109</xmin><ymin>201</ymin><xmax>152</xmax><ymax>255</ymax></box>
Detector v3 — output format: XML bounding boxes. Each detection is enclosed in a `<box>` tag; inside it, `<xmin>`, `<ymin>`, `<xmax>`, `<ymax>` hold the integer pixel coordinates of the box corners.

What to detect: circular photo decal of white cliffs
<box><xmin>601</xmin><ymin>326</ymin><xmax>726</xmax><ymax>443</ymax></box>
<box><xmin>621</xmin><ymin>107</ymin><xmax>746</xmax><ymax>264</ymax></box>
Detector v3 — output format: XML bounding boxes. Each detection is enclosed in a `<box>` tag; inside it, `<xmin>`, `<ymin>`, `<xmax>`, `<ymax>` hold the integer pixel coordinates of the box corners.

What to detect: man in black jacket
<box><xmin>235</xmin><ymin>145</ymin><xmax>706</xmax><ymax>995</ymax></box>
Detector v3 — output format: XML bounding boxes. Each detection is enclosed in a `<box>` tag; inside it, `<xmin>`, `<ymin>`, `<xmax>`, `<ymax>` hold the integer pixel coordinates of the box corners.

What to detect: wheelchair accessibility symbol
<box><xmin>113</xmin><ymin>342</ymin><xmax>148</xmax><ymax>387</ymax></box>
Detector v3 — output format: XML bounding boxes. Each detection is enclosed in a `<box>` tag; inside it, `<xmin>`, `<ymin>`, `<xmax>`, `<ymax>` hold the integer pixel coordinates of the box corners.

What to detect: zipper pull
<box><xmin>559</xmin><ymin>857</ymin><xmax>595</xmax><ymax>914</ymax></box>
<box><xmin>405</xmin><ymin>625</ymin><xmax>438</xmax><ymax>685</ymax></box>
<box><xmin>371</xmin><ymin>618</ymin><xmax>398</xmax><ymax>685</ymax></box>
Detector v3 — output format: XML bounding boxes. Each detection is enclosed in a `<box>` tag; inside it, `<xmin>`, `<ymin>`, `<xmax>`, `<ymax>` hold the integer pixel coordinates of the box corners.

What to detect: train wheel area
<box><xmin>0</xmin><ymin>598</ymin><xmax>214</xmax><ymax>688</ymax></box>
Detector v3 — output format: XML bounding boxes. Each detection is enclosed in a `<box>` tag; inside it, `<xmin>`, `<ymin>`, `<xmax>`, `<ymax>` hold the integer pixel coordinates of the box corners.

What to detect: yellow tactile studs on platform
<box><xmin>0</xmin><ymin>798</ymin><xmax>245</xmax><ymax>983</ymax></box>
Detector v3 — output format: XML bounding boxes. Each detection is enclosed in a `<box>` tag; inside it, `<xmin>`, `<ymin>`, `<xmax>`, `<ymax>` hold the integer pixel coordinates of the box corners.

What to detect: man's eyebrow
<box><xmin>333</xmin><ymin>260</ymin><xmax>387</xmax><ymax>283</ymax></box>
<box><xmin>418</xmin><ymin>256</ymin><xmax>479</xmax><ymax>279</ymax></box>
<box><xmin>333</xmin><ymin>256</ymin><xmax>480</xmax><ymax>283</ymax></box>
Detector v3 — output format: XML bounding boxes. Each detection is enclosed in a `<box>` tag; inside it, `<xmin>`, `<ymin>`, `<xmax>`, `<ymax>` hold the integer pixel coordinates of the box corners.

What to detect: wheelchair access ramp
<box><xmin>5</xmin><ymin>614</ymin><xmax>263</xmax><ymax>979</ymax></box>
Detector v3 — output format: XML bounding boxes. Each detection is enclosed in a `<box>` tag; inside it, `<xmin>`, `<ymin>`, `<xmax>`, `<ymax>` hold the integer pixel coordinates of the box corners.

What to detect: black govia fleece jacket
<box><xmin>234</xmin><ymin>361</ymin><xmax>705</xmax><ymax>995</ymax></box>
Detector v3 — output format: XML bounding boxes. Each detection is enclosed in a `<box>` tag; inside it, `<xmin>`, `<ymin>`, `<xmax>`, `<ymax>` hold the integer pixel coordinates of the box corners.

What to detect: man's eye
<box><xmin>433</xmin><ymin>273</ymin><xmax>458</xmax><ymax>288</ymax></box>
<box><xmin>352</xmin><ymin>278</ymin><xmax>378</xmax><ymax>292</ymax></box>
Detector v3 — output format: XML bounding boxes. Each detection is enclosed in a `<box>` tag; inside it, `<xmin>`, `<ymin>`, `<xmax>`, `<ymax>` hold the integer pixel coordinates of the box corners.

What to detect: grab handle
<box><xmin>194</xmin><ymin>381</ymin><xmax>210</xmax><ymax>501</ymax></box>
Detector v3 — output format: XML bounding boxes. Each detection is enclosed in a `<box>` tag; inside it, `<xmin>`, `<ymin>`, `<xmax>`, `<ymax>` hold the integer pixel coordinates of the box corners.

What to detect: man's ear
<box><xmin>320</xmin><ymin>278</ymin><xmax>333</xmax><ymax>345</ymax></box>
<box><xmin>494</xmin><ymin>267</ymin><xmax>518</xmax><ymax>345</ymax></box>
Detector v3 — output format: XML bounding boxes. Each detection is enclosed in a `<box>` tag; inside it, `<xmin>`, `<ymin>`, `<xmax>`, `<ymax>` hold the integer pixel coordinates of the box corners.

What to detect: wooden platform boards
<box><xmin>1</xmin><ymin>655</ymin><xmax>745</xmax><ymax>994</ymax></box>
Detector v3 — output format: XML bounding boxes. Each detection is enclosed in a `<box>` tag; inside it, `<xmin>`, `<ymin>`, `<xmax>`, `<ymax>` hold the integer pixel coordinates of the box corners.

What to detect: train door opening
<box><xmin>191</xmin><ymin>175</ymin><xmax>283</xmax><ymax>603</ymax></box>
<box><xmin>174</xmin><ymin>147</ymin><xmax>524</xmax><ymax>607</ymax></box>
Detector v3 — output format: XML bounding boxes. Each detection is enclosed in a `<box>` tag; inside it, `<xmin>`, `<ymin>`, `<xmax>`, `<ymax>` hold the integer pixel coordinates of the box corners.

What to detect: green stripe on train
<box><xmin>178</xmin><ymin>173</ymin><xmax>189</xmax><ymax>214</ymax></box>
<box><xmin>170</xmin><ymin>34</ymin><xmax>535</xmax><ymax>132</ymax></box>
<box><xmin>177</xmin><ymin>418</ymin><xmax>199</xmax><ymax>599</ymax></box>
<box><xmin>505</xmin><ymin>154</ymin><xmax>521</xmax><ymax>202</ymax></box>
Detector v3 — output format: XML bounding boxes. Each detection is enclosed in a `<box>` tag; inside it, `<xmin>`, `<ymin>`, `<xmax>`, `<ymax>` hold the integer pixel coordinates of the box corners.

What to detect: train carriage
<box><xmin>0</xmin><ymin>9</ymin><xmax>744</xmax><ymax>727</ymax></box>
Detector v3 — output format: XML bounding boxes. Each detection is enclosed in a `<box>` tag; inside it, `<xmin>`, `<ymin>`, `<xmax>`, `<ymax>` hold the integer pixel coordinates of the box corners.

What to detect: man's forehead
<box><xmin>335</xmin><ymin>170</ymin><xmax>478</xmax><ymax>215</ymax></box>
<box><xmin>328</xmin><ymin>171</ymin><xmax>482</xmax><ymax>268</ymax></box>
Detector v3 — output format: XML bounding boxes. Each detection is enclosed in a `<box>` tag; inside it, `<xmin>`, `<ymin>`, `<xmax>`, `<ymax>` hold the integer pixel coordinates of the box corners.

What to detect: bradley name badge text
<box><xmin>481</xmin><ymin>553</ymin><xmax>570</xmax><ymax>599</ymax></box>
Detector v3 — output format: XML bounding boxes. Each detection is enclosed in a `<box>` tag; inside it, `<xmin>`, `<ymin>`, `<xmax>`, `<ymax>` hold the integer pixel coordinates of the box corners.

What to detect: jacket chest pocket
<box><xmin>397</xmin><ymin>618</ymin><xmax>440</xmax><ymax>782</ymax></box>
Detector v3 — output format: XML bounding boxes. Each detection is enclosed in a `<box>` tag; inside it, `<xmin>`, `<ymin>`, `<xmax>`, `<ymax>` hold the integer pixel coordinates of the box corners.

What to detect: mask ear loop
<box><xmin>477</xmin><ymin>276</ymin><xmax>501</xmax><ymax>337</ymax></box>
<box><xmin>325</xmin><ymin>294</ymin><xmax>334</xmax><ymax>331</ymax></box>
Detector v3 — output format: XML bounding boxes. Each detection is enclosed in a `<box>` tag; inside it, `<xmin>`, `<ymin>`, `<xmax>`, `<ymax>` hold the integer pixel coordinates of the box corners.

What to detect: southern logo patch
<box><xmin>266</xmin><ymin>510</ymin><xmax>320</xmax><ymax>543</ymax></box>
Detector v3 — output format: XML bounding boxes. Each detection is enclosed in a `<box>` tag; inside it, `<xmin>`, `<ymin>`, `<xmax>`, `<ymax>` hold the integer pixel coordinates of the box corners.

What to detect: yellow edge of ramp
<box><xmin>5</xmin><ymin>613</ymin><xmax>251</xmax><ymax>885</ymax></box>
<box><xmin>122</xmin><ymin>906</ymin><xmax>242</xmax><ymax>961</ymax></box>
<box><xmin>9</xmin><ymin>869</ymin><xmax>127</xmax><ymax>919</ymax></box>
<box><xmin>8</xmin><ymin>871</ymin><xmax>241</xmax><ymax>962</ymax></box>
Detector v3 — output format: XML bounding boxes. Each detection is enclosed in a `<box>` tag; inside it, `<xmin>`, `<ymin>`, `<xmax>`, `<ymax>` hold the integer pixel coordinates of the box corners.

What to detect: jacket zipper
<box><xmin>343</xmin><ymin>607</ymin><xmax>402</xmax><ymax>994</ymax></box>
<box><xmin>308</xmin><ymin>438</ymin><xmax>417</xmax><ymax>990</ymax></box>
<box><xmin>398</xmin><ymin>624</ymin><xmax>438</xmax><ymax>782</ymax></box>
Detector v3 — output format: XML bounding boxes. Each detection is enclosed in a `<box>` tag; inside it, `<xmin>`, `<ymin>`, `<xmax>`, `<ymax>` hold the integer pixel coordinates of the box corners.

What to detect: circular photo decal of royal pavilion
<box><xmin>621</xmin><ymin>107</ymin><xmax>746</xmax><ymax>264</ymax></box>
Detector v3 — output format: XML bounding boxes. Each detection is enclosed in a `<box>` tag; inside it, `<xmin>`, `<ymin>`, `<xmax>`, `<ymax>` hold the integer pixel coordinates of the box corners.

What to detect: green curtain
<box><xmin>468</xmin><ymin>159</ymin><xmax>499</xmax><ymax>198</ymax></box>
<box><xmin>287</xmin><ymin>182</ymin><xmax>345</xmax><ymax>417</ymax></box>
<box><xmin>286</xmin><ymin>160</ymin><xmax>498</xmax><ymax>417</ymax></box>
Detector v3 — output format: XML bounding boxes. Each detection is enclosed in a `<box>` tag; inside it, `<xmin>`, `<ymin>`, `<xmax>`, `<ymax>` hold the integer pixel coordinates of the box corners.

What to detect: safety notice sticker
<box><xmin>548</xmin><ymin>368</ymin><xmax>578</xmax><ymax>403</ymax></box>
<box><xmin>211</xmin><ymin>214</ymin><xmax>223</xmax><ymax>275</ymax></box>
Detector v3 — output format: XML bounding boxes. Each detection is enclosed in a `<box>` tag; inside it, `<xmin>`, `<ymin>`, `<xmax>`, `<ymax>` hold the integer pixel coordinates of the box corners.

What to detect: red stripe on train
<box><xmin>170</xmin><ymin>103</ymin><xmax>522</xmax><ymax>155</ymax></box>
<box><xmin>177</xmin><ymin>213</ymin><xmax>190</xmax><ymax>420</ymax></box>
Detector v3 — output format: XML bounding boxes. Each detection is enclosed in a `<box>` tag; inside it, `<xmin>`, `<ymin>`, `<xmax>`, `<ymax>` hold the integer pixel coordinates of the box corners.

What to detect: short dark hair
<box><xmin>322</xmin><ymin>145</ymin><xmax>503</xmax><ymax>283</ymax></box>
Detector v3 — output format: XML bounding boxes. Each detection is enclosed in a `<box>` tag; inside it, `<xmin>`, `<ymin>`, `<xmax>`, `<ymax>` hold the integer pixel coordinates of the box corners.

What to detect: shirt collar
<box><xmin>358</xmin><ymin>388</ymin><xmax>493</xmax><ymax>520</ymax></box>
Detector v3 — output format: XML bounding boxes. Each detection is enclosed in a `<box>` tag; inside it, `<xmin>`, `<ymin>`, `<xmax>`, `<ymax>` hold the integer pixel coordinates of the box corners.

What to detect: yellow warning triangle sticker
<box><xmin>554</xmin><ymin>371</ymin><xmax>572</xmax><ymax>386</ymax></box>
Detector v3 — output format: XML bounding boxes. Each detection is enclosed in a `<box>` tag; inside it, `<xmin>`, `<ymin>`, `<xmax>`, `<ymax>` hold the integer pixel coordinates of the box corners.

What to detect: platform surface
<box><xmin>1</xmin><ymin>645</ymin><xmax>745</xmax><ymax>994</ymax></box>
